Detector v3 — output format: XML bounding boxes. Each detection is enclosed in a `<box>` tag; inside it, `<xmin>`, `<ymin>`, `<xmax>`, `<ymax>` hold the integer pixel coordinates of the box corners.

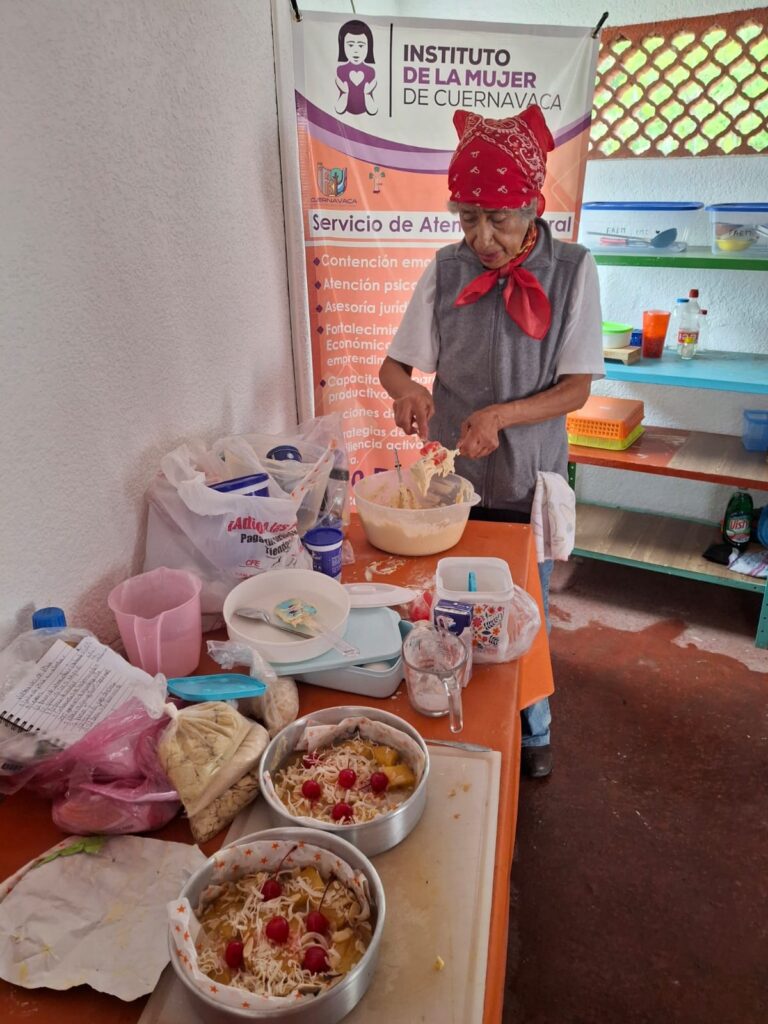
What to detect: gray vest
<box><xmin>430</xmin><ymin>219</ymin><xmax>588</xmax><ymax>514</ymax></box>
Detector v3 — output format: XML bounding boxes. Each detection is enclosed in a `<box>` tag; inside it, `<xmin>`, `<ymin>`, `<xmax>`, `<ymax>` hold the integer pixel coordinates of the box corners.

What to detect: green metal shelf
<box><xmin>592</xmin><ymin>245</ymin><xmax>768</xmax><ymax>271</ymax></box>
<box><xmin>604</xmin><ymin>350</ymin><xmax>768</xmax><ymax>394</ymax></box>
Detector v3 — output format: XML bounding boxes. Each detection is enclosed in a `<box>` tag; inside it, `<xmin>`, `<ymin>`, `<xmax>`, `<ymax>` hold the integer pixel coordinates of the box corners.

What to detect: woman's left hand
<box><xmin>458</xmin><ymin>406</ymin><xmax>503</xmax><ymax>458</ymax></box>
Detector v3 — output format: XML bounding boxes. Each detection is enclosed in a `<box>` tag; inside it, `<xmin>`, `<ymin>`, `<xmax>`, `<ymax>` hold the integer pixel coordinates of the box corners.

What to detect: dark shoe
<box><xmin>521</xmin><ymin>745</ymin><xmax>552</xmax><ymax>779</ymax></box>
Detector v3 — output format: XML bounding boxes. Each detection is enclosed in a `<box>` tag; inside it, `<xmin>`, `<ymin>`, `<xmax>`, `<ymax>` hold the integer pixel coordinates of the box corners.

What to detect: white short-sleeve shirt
<box><xmin>387</xmin><ymin>251</ymin><xmax>605</xmax><ymax>379</ymax></box>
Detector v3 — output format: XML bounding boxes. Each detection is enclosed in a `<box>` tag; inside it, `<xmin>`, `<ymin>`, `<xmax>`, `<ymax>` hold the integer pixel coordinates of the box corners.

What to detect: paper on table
<box><xmin>0</xmin><ymin>637</ymin><xmax>159</xmax><ymax>749</ymax></box>
<box><xmin>0</xmin><ymin>835</ymin><xmax>206</xmax><ymax>1001</ymax></box>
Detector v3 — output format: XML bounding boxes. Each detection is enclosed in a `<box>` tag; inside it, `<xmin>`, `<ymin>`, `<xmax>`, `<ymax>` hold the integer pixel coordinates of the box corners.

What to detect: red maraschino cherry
<box><xmin>370</xmin><ymin>771</ymin><xmax>389</xmax><ymax>793</ymax></box>
<box><xmin>224</xmin><ymin>940</ymin><xmax>244</xmax><ymax>970</ymax></box>
<box><xmin>261</xmin><ymin>878</ymin><xmax>282</xmax><ymax>901</ymax></box>
<box><xmin>260</xmin><ymin>844</ymin><xmax>298</xmax><ymax>900</ymax></box>
<box><xmin>302</xmin><ymin>945</ymin><xmax>329</xmax><ymax>973</ymax></box>
<box><xmin>301</xmin><ymin>779</ymin><xmax>322</xmax><ymax>801</ymax></box>
<box><xmin>265</xmin><ymin>916</ymin><xmax>290</xmax><ymax>944</ymax></box>
<box><xmin>306</xmin><ymin>873</ymin><xmax>335</xmax><ymax>936</ymax></box>
<box><xmin>306</xmin><ymin>909</ymin><xmax>329</xmax><ymax>935</ymax></box>
<box><xmin>302</xmin><ymin>753</ymin><xmax>320</xmax><ymax>768</ymax></box>
<box><xmin>338</xmin><ymin>768</ymin><xmax>356</xmax><ymax>789</ymax></box>
<box><xmin>331</xmin><ymin>801</ymin><xmax>353</xmax><ymax>822</ymax></box>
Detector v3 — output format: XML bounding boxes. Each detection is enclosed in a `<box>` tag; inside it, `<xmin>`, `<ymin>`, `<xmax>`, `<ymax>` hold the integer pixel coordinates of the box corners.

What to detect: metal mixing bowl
<box><xmin>170</xmin><ymin>827</ymin><xmax>385</xmax><ymax>1024</ymax></box>
<box><xmin>258</xmin><ymin>706</ymin><xmax>429</xmax><ymax>857</ymax></box>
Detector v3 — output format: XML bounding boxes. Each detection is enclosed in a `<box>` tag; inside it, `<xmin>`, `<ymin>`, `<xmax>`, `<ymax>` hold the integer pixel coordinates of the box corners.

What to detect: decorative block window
<box><xmin>590</xmin><ymin>7</ymin><xmax>767</xmax><ymax>157</ymax></box>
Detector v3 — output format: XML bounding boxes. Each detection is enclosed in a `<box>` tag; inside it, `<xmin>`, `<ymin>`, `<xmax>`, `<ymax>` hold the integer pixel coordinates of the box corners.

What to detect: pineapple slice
<box><xmin>380</xmin><ymin>763</ymin><xmax>416</xmax><ymax>789</ymax></box>
<box><xmin>372</xmin><ymin>745</ymin><xmax>400</xmax><ymax>767</ymax></box>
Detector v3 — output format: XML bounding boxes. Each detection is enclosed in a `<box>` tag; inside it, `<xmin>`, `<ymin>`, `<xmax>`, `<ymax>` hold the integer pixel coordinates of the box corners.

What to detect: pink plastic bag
<box><xmin>19</xmin><ymin>699</ymin><xmax>180</xmax><ymax>835</ymax></box>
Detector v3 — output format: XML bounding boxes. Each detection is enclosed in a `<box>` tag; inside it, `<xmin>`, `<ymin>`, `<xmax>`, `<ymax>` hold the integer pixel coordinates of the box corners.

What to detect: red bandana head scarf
<box><xmin>448</xmin><ymin>106</ymin><xmax>555</xmax><ymax>339</ymax></box>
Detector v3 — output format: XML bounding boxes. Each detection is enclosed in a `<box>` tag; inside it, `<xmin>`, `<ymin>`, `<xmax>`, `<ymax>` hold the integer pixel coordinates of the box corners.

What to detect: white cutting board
<box><xmin>140</xmin><ymin>746</ymin><xmax>500</xmax><ymax>1024</ymax></box>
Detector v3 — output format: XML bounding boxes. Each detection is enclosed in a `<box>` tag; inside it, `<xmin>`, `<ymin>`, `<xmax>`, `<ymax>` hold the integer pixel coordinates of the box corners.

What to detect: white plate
<box><xmin>223</xmin><ymin>569</ymin><xmax>350</xmax><ymax>664</ymax></box>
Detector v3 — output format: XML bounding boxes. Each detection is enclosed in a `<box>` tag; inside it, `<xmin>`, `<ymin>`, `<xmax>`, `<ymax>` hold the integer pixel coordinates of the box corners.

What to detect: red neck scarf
<box><xmin>453</xmin><ymin>224</ymin><xmax>551</xmax><ymax>340</ymax></box>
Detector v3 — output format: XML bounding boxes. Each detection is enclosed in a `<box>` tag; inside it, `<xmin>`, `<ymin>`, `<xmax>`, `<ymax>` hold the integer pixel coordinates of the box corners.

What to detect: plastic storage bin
<box><xmin>742</xmin><ymin>409</ymin><xmax>768</xmax><ymax>451</ymax></box>
<box><xmin>579</xmin><ymin>202</ymin><xmax>703</xmax><ymax>253</ymax></box>
<box><xmin>435</xmin><ymin>556</ymin><xmax>514</xmax><ymax>663</ymax></box>
<box><xmin>706</xmin><ymin>203</ymin><xmax>768</xmax><ymax>258</ymax></box>
<box><xmin>566</xmin><ymin>396</ymin><xmax>644</xmax><ymax>441</ymax></box>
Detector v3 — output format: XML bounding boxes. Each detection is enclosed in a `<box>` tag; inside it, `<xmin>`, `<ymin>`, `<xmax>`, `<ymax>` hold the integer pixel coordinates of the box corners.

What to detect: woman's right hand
<box><xmin>393</xmin><ymin>383</ymin><xmax>434</xmax><ymax>438</ymax></box>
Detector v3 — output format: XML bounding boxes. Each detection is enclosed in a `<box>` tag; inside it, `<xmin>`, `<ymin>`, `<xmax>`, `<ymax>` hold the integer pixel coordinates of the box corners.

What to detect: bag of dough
<box><xmin>157</xmin><ymin>702</ymin><xmax>269</xmax><ymax>844</ymax></box>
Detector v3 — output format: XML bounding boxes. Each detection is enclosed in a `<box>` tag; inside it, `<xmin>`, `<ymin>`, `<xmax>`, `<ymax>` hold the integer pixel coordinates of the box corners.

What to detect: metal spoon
<box><xmin>588</xmin><ymin>227</ymin><xmax>678</xmax><ymax>248</ymax></box>
<box><xmin>393</xmin><ymin>449</ymin><xmax>404</xmax><ymax>490</ymax></box>
<box><xmin>235</xmin><ymin>606</ymin><xmax>359</xmax><ymax>658</ymax></box>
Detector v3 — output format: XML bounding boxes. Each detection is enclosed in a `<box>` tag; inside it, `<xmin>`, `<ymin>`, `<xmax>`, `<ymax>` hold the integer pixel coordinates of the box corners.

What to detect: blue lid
<box><xmin>705</xmin><ymin>203</ymin><xmax>768</xmax><ymax>212</ymax></box>
<box><xmin>582</xmin><ymin>202</ymin><xmax>703</xmax><ymax>211</ymax></box>
<box><xmin>32</xmin><ymin>607</ymin><xmax>67</xmax><ymax>630</ymax></box>
<box><xmin>266</xmin><ymin>445</ymin><xmax>303</xmax><ymax>462</ymax></box>
<box><xmin>676</xmin><ymin>298</ymin><xmax>689</xmax><ymax>303</ymax></box>
<box><xmin>209</xmin><ymin>473</ymin><xmax>269</xmax><ymax>493</ymax></box>
<box><xmin>303</xmin><ymin>526</ymin><xmax>343</xmax><ymax>545</ymax></box>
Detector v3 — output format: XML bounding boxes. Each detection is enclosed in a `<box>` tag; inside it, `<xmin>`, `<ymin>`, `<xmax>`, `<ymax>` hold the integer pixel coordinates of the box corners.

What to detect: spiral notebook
<box><xmin>0</xmin><ymin>637</ymin><xmax>152</xmax><ymax>756</ymax></box>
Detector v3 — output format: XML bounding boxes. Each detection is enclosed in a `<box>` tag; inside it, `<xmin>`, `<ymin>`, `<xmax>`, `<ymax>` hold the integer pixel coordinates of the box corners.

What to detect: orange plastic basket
<box><xmin>566</xmin><ymin>396</ymin><xmax>644</xmax><ymax>440</ymax></box>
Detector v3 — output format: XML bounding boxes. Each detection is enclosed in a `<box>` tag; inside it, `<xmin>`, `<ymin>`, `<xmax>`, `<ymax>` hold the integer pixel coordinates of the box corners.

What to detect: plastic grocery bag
<box><xmin>504</xmin><ymin>584</ymin><xmax>542</xmax><ymax>661</ymax></box>
<box><xmin>12</xmin><ymin>697</ymin><xmax>180</xmax><ymax>834</ymax></box>
<box><xmin>220</xmin><ymin>411</ymin><xmax>350</xmax><ymax>533</ymax></box>
<box><xmin>143</xmin><ymin>437</ymin><xmax>319</xmax><ymax>618</ymax></box>
<box><xmin>157</xmin><ymin>702</ymin><xmax>269</xmax><ymax>844</ymax></box>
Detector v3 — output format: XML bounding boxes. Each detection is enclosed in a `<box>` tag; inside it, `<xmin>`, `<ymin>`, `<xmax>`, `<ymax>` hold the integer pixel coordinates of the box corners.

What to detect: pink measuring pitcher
<box><xmin>108</xmin><ymin>567</ymin><xmax>202</xmax><ymax>677</ymax></box>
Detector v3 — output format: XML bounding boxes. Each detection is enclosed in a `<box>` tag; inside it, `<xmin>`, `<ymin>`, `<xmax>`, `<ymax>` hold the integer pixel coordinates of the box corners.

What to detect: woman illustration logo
<box><xmin>335</xmin><ymin>19</ymin><xmax>377</xmax><ymax>116</ymax></box>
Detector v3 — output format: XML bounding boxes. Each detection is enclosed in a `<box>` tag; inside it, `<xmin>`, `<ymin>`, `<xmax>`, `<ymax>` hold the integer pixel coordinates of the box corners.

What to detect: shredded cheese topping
<box><xmin>273</xmin><ymin>737</ymin><xmax>416</xmax><ymax>825</ymax></box>
<box><xmin>197</xmin><ymin>867</ymin><xmax>372</xmax><ymax>998</ymax></box>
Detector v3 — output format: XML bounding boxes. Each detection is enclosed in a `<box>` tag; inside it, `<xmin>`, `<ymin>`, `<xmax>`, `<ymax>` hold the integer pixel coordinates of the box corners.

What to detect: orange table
<box><xmin>0</xmin><ymin>519</ymin><xmax>553</xmax><ymax>1024</ymax></box>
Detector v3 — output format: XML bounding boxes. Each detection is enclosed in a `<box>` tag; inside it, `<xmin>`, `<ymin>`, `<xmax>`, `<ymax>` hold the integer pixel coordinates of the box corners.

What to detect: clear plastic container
<box><xmin>353</xmin><ymin>471</ymin><xmax>480</xmax><ymax>557</ymax></box>
<box><xmin>579</xmin><ymin>202</ymin><xmax>704</xmax><ymax>253</ymax></box>
<box><xmin>742</xmin><ymin>410</ymin><xmax>768</xmax><ymax>452</ymax></box>
<box><xmin>706</xmin><ymin>203</ymin><xmax>768</xmax><ymax>258</ymax></box>
<box><xmin>435</xmin><ymin>556</ymin><xmax>515</xmax><ymax>663</ymax></box>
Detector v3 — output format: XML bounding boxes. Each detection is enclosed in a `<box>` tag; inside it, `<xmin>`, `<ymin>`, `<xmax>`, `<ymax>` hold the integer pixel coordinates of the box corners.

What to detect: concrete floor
<box><xmin>504</xmin><ymin>558</ymin><xmax>767</xmax><ymax>1024</ymax></box>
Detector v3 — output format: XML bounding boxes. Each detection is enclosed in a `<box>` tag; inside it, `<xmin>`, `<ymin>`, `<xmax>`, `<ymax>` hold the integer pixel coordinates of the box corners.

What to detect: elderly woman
<box><xmin>379</xmin><ymin>106</ymin><xmax>604</xmax><ymax>779</ymax></box>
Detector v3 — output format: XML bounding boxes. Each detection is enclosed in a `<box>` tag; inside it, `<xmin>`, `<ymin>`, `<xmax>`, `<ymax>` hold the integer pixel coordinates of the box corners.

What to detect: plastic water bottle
<box><xmin>667</xmin><ymin>298</ymin><xmax>689</xmax><ymax>350</ymax></box>
<box><xmin>687</xmin><ymin>288</ymin><xmax>701</xmax><ymax>318</ymax></box>
<box><xmin>698</xmin><ymin>308</ymin><xmax>708</xmax><ymax>352</ymax></box>
<box><xmin>676</xmin><ymin>300</ymin><xmax>700</xmax><ymax>360</ymax></box>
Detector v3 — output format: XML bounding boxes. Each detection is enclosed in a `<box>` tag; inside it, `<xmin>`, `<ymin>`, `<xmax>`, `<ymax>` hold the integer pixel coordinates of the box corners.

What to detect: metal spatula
<box><xmin>420</xmin><ymin>473</ymin><xmax>469</xmax><ymax>508</ymax></box>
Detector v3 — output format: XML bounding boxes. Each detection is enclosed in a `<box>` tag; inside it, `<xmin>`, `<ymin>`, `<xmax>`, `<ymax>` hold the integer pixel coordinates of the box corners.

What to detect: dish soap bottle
<box><xmin>722</xmin><ymin>491</ymin><xmax>753</xmax><ymax>551</ymax></box>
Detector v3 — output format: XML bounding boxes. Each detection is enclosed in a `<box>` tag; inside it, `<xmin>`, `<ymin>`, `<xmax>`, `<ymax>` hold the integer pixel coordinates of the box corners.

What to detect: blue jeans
<box><xmin>521</xmin><ymin>559</ymin><xmax>552</xmax><ymax>748</ymax></box>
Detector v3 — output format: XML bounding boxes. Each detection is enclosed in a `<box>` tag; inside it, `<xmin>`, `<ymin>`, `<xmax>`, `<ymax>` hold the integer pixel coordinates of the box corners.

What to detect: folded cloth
<box><xmin>530</xmin><ymin>472</ymin><xmax>575</xmax><ymax>562</ymax></box>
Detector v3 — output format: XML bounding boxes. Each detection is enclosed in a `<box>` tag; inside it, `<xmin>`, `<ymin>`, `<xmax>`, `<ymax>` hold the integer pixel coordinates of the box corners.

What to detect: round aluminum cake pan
<box><xmin>170</xmin><ymin>827</ymin><xmax>385</xmax><ymax>1024</ymax></box>
<box><xmin>258</xmin><ymin>705</ymin><xmax>429</xmax><ymax>857</ymax></box>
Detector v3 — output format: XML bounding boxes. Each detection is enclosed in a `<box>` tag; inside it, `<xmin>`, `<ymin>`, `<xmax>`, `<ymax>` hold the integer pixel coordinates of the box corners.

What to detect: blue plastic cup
<box><xmin>303</xmin><ymin>526</ymin><xmax>344</xmax><ymax>580</ymax></box>
<box><xmin>208</xmin><ymin>473</ymin><xmax>269</xmax><ymax>497</ymax></box>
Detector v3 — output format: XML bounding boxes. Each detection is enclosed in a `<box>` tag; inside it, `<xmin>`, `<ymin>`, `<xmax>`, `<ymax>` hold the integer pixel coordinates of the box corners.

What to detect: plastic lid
<box><xmin>582</xmin><ymin>202</ymin><xmax>704</xmax><ymax>210</ymax></box>
<box><xmin>303</xmin><ymin>526</ymin><xmax>344</xmax><ymax>546</ymax></box>
<box><xmin>705</xmin><ymin>203</ymin><xmax>768</xmax><ymax>212</ymax></box>
<box><xmin>689</xmin><ymin>289</ymin><xmax>699</xmax><ymax>298</ymax></box>
<box><xmin>32</xmin><ymin>607</ymin><xmax>67</xmax><ymax>629</ymax></box>
<box><xmin>676</xmin><ymin>298</ymin><xmax>690</xmax><ymax>303</ymax></box>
